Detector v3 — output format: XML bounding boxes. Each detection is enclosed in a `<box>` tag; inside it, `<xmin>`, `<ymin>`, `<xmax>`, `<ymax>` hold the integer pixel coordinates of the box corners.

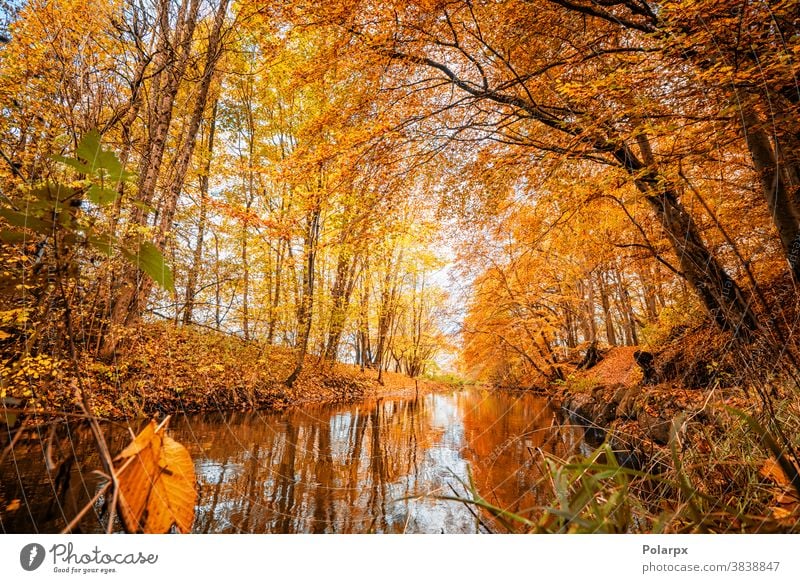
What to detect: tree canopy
<box><xmin>0</xmin><ymin>0</ymin><xmax>798</xmax><ymax>387</ymax></box>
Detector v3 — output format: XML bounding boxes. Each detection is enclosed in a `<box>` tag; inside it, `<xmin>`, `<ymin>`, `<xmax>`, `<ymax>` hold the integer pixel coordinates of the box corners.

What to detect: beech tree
<box><xmin>2</xmin><ymin>0</ymin><xmax>796</xmax><ymax>391</ymax></box>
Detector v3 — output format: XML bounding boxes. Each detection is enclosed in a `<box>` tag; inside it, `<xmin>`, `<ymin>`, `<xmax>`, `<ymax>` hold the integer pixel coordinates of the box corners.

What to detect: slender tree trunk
<box><xmin>613</xmin><ymin>266</ymin><xmax>638</xmax><ymax>346</ymax></box>
<box><xmin>584</xmin><ymin>276</ymin><xmax>597</xmax><ymax>343</ymax></box>
<box><xmin>267</xmin><ymin>239</ymin><xmax>286</xmax><ymax>344</ymax></box>
<box><xmin>324</xmin><ymin>250</ymin><xmax>359</xmax><ymax>361</ymax></box>
<box><xmin>374</xmin><ymin>248</ymin><xmax>402</xmax><ymax>384</ymax></box>
<box><xmin>140</xmin><ymin>0</ymin><xmax>229</xmax><ymax>320</ymax></box>
<box><xmin>241</xmin><ymin>198</ymin><xmax>251</xmax><ymax>341</ymax></box>
<box><xmin>357</xmin><ymin>266</ymin><xmax>371</xmax><ymax>371</ymax></box>
<box><xmin>563</xmin><ymin>300</ymin><xmax>577</xmax><ymax>349</ymax></box>
<box><xmin>100</xmin><ymin>0</ymin><xmax>203</xmax><ymax>355</ymax></box>
<box><xmin>575</xmin><ymin>279</ymin><xmax>595</xmax><ymax>344</ymax></box>
<box><xmin>597</xmin><ymin>270</ymin><xmax>617</xmax><ymax>346</ymax></box>
<box><xmin>183</xmin><ymin>99</ymin><xmax>219</xmax><ymax>324</ymax></box>
<box><xmin>638</xmin><ymin>265</ymin><xmax>659</xmax><ymax>322</ymax></box>
<box><xmin>286</xmin><ymin>205</ymin><xmax>321</xmax><ymax>387</ymax></box>
<box><xmin>214</xmin><ymin>233</ymin><xmax>222</xmax><ymax>330</ymax></box>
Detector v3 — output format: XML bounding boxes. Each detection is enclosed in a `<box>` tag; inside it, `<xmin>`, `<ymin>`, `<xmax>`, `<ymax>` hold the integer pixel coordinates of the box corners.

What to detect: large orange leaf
<box><xmin>114</xmin><ymin>419</ymin><xmax>196</xmax><ymax>533</ymax></box>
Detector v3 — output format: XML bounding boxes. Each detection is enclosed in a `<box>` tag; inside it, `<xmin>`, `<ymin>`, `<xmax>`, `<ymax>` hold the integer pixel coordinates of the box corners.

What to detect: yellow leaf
<box><xmin>759</xmin><ymin>458</ymin><xmax>790</xmax><ymax>486</ymax></box>
<box><xmin>114</xmin><ymin>419</ymin><xmax>196</xmax><ymax>533</ymax></box>
<box><xmin>6</xmin><ymin>499</ymin><xmax>21</xmax><ymax>512</ymax></box>
<box><xmin>771</xmin><ymin>507</ymin><xmax>793</xmax><ymax>520</ymax></box>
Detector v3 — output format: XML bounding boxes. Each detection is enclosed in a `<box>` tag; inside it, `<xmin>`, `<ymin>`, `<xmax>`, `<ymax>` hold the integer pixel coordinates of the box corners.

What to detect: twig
<box><xmin>54</xmin><ymin>232</ymin><xmax>121</xmax><ymax>533</ymax></box>
<box><xmin>0</xmin><ymin>420</ymin><xmax>26</xmax><ymax>465</ymax></box>
<box><xmin>446</xmin><ymin>482</ymin><xmax>493</xmax><ymax>533</ymax></box>
<box><xmin>106</xmin><ymin>483</ymin><xmax>120</xmax><ymax>534</ymax></box>
<box><xmin>61</xmin><ymin>482</ymin><xmax>111</xmax><ymax>534</ymax></box>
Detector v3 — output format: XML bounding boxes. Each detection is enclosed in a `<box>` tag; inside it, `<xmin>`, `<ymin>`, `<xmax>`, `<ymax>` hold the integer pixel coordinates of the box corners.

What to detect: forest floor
<box><xmin>551</xmin><ymin>341</ymin><xmax>752</xmax><ymax>458</ymax></box>
<box><xmin>17</xmin><ymin>323</ymin><xmax>453</xmax><ymax>420</ymax></box>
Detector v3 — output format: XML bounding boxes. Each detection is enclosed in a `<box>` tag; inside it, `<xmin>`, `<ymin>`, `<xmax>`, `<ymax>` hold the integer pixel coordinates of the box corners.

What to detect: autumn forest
<box><xmin>1</xmin><ymin>0</ymin><xmax>800</xmax><ymax>534</ymax></box>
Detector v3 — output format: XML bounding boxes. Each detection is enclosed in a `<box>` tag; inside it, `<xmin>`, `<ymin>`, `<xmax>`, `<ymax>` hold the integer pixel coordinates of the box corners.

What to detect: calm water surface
<box><xmin>0</xmin><ymin>388</ymin><xmax>582</xmax><ymax>533</ymax></box>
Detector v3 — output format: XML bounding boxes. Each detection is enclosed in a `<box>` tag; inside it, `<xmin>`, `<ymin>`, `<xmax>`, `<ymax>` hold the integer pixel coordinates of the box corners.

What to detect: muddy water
<box><xmin>0</xmin><ymin>388</ymin><xmax>582</xmax><ymax>533</ymax></box>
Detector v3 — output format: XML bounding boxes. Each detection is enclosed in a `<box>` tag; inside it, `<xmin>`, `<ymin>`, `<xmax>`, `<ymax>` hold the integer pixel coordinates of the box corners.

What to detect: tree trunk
<box><xmin>324</xmin><ymin>249</ymin><xmax>359</xmax><ymax>361</ymax></box>
<box><xmin>267</xmin><ymin>238</ymin><xmax>286</xmax><ymax>345</ymax></box>
<box><xmin>213</xmin><ymin>233</ymin><xmax>222</xmax><ymax>330</ymax></box>
<box><xmin>357</xmin><ymin>266</ymin><xmax>372</xmax><ymax>371</ymax></box>
<box><xmin>563</xmin><ymin>300</ymin><xmax>577</xmax><ymax>349</ymax></box>
<box><xmin>637</xmin><ymin>265</ymin><xmax>659</xmax><ymax>322</ymax></box>
<box><xmin>616</xmin><ymin>141</ymin><xmax>758</xmax><ymax>338</ymax></box>
<box><xmin>241</xmin><ymin>209</ymin><xmax>251</xmax><ymax>340</ymax></box>
<box><xmin>100</xmin><ymin>0</ymin><xmax>203</xmax><ymax>355</ymax></box>
<box><xmin>741</xmin><ymin>106</ymin><xmax>800</xmax><ymax>280</ymax></box>
<box><xmin>286</xmin><ymin>205</ymin><xmax>321</xmax><ymax>387</ymax></box>
<box><xmin>612</xmin><ymin>266</ymin><xmax>638</xmax><ymax>346</ymax></box>
<box><xmin>373</xmin><ymin>248</ymin><xmax>402</xmax><ymax>384</ymax></box>
<box><xmin>597</xmin><ymin>270</ymin><xmax>618</xmax><ymax>346</ymax></box>
<box><xmin>183</xmin><ymin>99</ymin><xmax>219</xmax><ymax>324</ymax></box>
<box><xmin>142</xmin><ymin>0</ymin><xmax>229</xmax><ymax>321</ymax></box>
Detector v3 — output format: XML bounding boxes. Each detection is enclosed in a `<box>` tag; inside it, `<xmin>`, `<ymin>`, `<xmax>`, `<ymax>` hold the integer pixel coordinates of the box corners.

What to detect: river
<box><xmin>0</xmin><ymin>388</ymin><xmax>583</xmax><ymax>533</ymax></box>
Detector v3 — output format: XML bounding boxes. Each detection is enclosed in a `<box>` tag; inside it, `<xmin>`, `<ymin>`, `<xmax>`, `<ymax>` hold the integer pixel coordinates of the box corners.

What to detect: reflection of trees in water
<box><xmin>457</xmin><ymin>391</ymin><xmax>581</xmax><ymax>525</ymax></box>
<box><xmin>0</xmin><ymin>420</ymin><xmax>150</xmax><ymax>533</ymax></box>
<box><xmin>1</xmin><ymin>391</ymin><xmax>579</xmax><ymax>533</ymax></box>
<box><xmin>275</xmin><ymin>420</ymin><xmax>297</xmax><ymax>533</ymax></box>
<box><xmin>187</xmin><ymin>397</ymin><xmax>438</xmax><ymax>533</ymax></box>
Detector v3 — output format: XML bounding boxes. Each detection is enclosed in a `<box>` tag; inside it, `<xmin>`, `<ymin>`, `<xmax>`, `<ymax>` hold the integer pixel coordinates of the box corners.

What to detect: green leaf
<box><xmin>75</xmin><ymin>130</ymin><xmax>103</xmax><ymax>173</ymax></box>
<box><xmin>87</xmin><ymin>234</ymin><xmax>116</xmax><ymax>257</ymax></box>
<box><xmin>122</xmin><ymin>241</ymin><xmax>174</xmax><ymax>293</ymax></box>
<box><xmin>0</xmin><ymin>230</ymin><xmax>29</xmax><ymax>243</ymax></box>
<box><xmin>0</xmin><ymin>208</ymin><xmax>52</xmax><ymax>234</ymax></box>
<box><xmin>52</xmin><ymin>154</ymin><xmax>93</xmax><ymax>175</ymax></box>
<box><xmin>30</xmin><ymin>183</ymin><xmax>80</xmax><ymax>203</ymax></box>
<box><xmin>77</xmin><ymin>131</ymin><xmax>128</xmax><ymax>181</ymax></box>
<box><xmin>87</xmin><ymin>185</ymin><xmax>119</xmax><ymax>206</ymax></box>
<box><xmin>56</xmin><ymin>131</ymin><xmax>129</xmax><ymax>183</ymax></box>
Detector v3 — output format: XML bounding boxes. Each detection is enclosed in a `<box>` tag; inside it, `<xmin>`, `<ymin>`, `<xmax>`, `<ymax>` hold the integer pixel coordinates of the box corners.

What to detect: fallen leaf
<box><xmin>759</xmin><ymin>458</ymin><xmax>789</xmax><ymax>486</ymax></box>
<box><xmin>771</xmin><ymin>507</ymin><xmax>793</xmax><ymax>520</ymax></box>
<box><xmin>6</xmin><ymin>499</ymin><xmax>21</xmax><ymax>512</ymax></box>
<box><xmin>761</xmin><ymin>458</ymin><xmax>800</xmax><ymax>524</ymax></box>
<box><xmin>114</xmin><ymin>419</ymin><xmax>196</xmax><ymax>533</ymax></box>
<box><xmin>776</xmin><ymin>491</ymin><xmax>800</xmax><ymax>505</ymax></box>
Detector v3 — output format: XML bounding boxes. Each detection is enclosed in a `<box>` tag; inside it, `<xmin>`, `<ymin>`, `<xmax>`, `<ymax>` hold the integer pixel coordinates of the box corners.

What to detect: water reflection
<box><xmin>0</xmin><ymin>389</ymin><xmax>581</xmax><ymax>533</ymax></box>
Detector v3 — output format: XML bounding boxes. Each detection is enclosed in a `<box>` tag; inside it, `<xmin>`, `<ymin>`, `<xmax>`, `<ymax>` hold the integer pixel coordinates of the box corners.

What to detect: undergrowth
<box><xmin>445</xmin><ymin>396</ymin><xmax>800</xmax><ymax>533</ymax></box>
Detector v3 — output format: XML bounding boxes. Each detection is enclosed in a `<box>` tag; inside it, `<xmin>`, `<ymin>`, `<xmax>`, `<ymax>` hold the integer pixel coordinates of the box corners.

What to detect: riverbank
<box><xmin>4</xmin><ymin>321</ymin><xmax>799</xmax><ymax>532</ymax></box>
<box><xmin>535</xmin><ymin>329</ymin><xmax>800</xmax><ymax>532</ymax></box>
<box><xmin>549</xmin><ymin>340</ymin><xmax>753</xmax><ymax>468</ymax></box>
<box><xmin>1</xmin><ymin>323</ymin><xmax>450</xmax><ymax>421</ymax></box>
